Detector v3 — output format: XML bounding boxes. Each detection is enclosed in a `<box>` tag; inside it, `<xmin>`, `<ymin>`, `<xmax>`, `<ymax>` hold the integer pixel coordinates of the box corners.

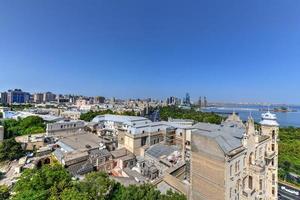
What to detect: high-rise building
<box><xmin>189</xmin><ymin>112</ymin><xmax>278</xmax><ymax>200</ymax></box>
<box><xmin>0</xmin><ymin>92</ymin><xmax>8</xmax><ymax>104</ymax></box>
<box><xmin>43</xmin><ymin>92</ymin><xmax>56</xmax><ymax>102</ymax></box>
<box><xmin>94</xmin><ymin>96</ymin><xmax>105</xmax><ymax>104</ymax></box>
<box><xmin>198</xmin><ymin>96</ymin><xmax>202</xmax><ymax>107</ymax></box>
<box><xmin>34</xmin><ymin>93</ymin><xmax>44</xmax><ymax>104</ymax></box>
<box><xmin>6</xmin><ymin>89</ymin><xmax>30</xmax><ymax>104</ymax></box>
<box><xmin>203</xmin><ymin>96</ymin><xmax>207</xmax><ymax>107</ymax></box>
<box><xmin>185</xmin><ymin>93</ymin><xmax>191</xmax><ymax>105</ymax></box>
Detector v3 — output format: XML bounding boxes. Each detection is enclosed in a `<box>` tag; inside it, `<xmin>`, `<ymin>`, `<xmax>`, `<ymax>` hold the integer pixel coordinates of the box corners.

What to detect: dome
<box><xmin>259</xmin><ymin>112</ymin><xmax>279</xmax><ymax>126</ymax></box>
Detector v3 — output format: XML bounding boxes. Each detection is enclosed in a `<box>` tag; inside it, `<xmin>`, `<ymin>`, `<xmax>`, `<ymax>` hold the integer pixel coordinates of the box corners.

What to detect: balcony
<box><xmin>265</xmin><ymin>151</ymin><xmax>275</xmax><ymax>160</ymax></box>
<box><xmin>249</xmin><ymin>164</ymin><xmax>265</xmax><ymax>174</ymax></box>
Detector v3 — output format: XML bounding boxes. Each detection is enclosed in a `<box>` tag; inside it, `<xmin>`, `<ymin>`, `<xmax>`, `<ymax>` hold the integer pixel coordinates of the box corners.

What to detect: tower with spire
<box><xmin>260</xmin><ymin>111</ymin><xmax>279</xmax><ymax>198</ymax></box>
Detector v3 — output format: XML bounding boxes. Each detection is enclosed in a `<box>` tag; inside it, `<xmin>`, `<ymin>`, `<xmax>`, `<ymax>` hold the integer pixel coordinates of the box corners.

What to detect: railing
<box><xmin>249</xmin><ymin>164</ymin><xmax>265</xmax><ymax>174</ymax></box>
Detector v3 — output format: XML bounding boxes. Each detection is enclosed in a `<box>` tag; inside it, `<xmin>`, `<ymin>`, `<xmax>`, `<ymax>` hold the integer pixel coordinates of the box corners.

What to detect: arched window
<box><xmin>236</xmin><ymin>179</ymin><xmax>241</xmax><ymax>191</ymax></box>
<box><xmin>249</xmin><ymin>152</ymin><xmax>254</xmax><ymax>165</ymax></box>
<box><xmin>242</xmin><ymin>177</ymin><xmax>247</xmax><ymax>190</ymax></box>
<box><xmin>272</xmin><ymin>130</ymin><xmax>275</xmax><ymax>140</ymax></box>
<box><xmin>248</xmin><ymin>176</ymin><xmax>253</xmax><ymax>189</ymax></box>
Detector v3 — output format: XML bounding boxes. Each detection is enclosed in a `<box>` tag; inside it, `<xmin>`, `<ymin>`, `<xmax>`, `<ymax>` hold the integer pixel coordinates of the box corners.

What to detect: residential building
<box><xmin>0</xmin><ymin>92</ymin><xmax>8</xmax><ymax>104</ymax></box>
<box><xmin>33</xmin><ymin>93</ymin><xmax>44</xmax><ymax>104</ymax></box>
<box><xmin>189</xmin><ymin>112</ymin><xmax>278</xmax><ymax>200</ymax></box>
<box><xmin>94</xmin><ymin>96</ymin><xmax>105</xmax><ymax>104</ymax></box>
<box><xmin>60</xmin><ymin>110</ymin><xmax>82</xmax><ymax>120</ymax></box>
<box><xmin>43</xmin><ymin>92</ymin><xmax>56</xmax><ymax>102</ymax></box>
<box><xmin>53</xmin><ymin>132</ymin><xmax>114</xmax><ymax>176</ymax></box>
<box><xmin>46</xmin><ymin>120</ymin><xmax>85</xmax><ymax>137</ymax></box>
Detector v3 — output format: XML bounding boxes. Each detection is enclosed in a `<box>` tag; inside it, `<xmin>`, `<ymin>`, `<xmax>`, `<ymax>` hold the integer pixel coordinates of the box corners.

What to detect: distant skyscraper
<box><xmin>198</xmin><ymin>97</ymin><xmax>202</xmax><ymax>107</ymax></box>
<box><xmin>204</xmin><ymin>96</ymin><xmax>207</xmax><ymax>107</ymax></box>
<box><xmin>6</xmin><ymin>89</ymin><xmax>30</xmax><ymax>104</ymax></box>
<box><xmin>0</xmin><ymin>92</ymin><xmax>8</xmax><ymax>104</ymax></box>
<box><xmin>186</xmin><ymin>93</ymin><xmax>190</xmax><ymax>105</ymax></box>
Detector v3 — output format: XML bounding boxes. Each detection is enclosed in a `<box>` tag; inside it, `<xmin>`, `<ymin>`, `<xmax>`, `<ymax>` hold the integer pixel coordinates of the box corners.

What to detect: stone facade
<box><xmin>189</xmin><ymin>112</ymin><xmax>278</xmax><ymax>200</ymax></box>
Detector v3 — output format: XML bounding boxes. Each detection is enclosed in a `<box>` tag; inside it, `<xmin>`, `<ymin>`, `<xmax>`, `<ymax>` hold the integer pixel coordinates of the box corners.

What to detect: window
<box><xmin>230</xmin><ymin>165</ymin><xmax>232</xmax><ymax>176</ymax></box>
<box><xmin>236</xmin><ymin>179</ymin><xmax>240</xmax><ymax>191</ymax></box>
<box><xmin>248</xmin><ymin>176</ymin><xmax>253</xmax><ymax>190</ymax></box>
<box><xmin>259</xmin><ymin>179</ymin><xmax>263</xmax><ymax>190</ymax></box>
<box><xmin>259</xmin><ymin>147</ymin><xmax>262</xmax><ymax>157</ymax></box>
<box><xmin>249</xmin><ymin>152</ymin><xmax>254</xmax><ymax>165</ymax></box>
<box><xmin>272</xmin><ymin>187</ymin><xmax>275</xmax><ymax>196</ymax></box>
<box><xmin>235</xmin><ymin>161</ymin><xmax>239</xmax><ymax>173</ymax></box>
<box><xmin>271</xmin><ymin>144</ymin><xmax>275</xmax><ymax>151</ymax></box>
<box><xmin>230</xmin><ymin>188</ymin><xmax>232</xmax><ymax>198</ymax></box>
<box><xmin>272</xmin><ymin>130</ymin><xmax>275</xmax><ymax>139</ymax></box>
<box><xmin>141</xmin><ymin>136</ymin><xmax>147</xmax><ymax>146</ymax></box>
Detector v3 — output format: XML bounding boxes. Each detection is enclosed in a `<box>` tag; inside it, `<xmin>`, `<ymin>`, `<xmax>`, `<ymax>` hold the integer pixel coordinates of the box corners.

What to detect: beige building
<box><xmin>190</xmin><ymin>112</ymin><xmax>278</xmax><ymax>200</ymax></box>
<box><xmin>33</xmin><ymin>93</ymin><xmax>44</xmax><ymax>104</ymax></box>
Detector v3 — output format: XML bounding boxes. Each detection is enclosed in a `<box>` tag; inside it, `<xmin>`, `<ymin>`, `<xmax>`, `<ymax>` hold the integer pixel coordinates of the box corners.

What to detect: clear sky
<box><xmin>0</xmin><ymin>0</ymin><xmax>300</xmax><ymax>104</ymax></box>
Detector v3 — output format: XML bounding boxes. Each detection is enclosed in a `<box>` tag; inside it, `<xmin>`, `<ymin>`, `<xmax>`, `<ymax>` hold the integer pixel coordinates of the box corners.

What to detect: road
<box><xmin>278</xmin><ymin>183</ymin><xmax>300</xmax><ymax>200</ymax></box>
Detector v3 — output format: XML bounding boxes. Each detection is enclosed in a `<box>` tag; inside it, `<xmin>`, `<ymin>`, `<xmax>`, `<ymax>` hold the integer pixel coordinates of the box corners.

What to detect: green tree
<box><xmin>0</xmin><ymin>116</ymin><xmax>46</xmax><ymax>139</ymax></box>
<box><xmin>160</xmin><ymin>106</ymin><xmax>223</xmax><ymax>124</ymax></box>
<box><xmin>0</xmin><ymin>185</ymin><xmax>10</xmax><ymax>200</ymax></box>
<box><xmin>59</xmin><ymin>187</ymin><xmax>89</xmax><ymax>200</ymax></box>
<box><xmin>80</xmin><ymin>110</ymin><xmax>136</xmax><ymax>122</ymax></box>
<box><xmin>0</xmin><ymin>138</ymin><xmax>24</xmax><ymax>162</ymax></box>
<box><xmin>13</xmin><ymin>164</ymin><xmax>72</xmax><ymax>200</ymax></box>
<box><xmin>277</xmin><ymin>127</ymin><xmax>300</xmax><ymax>186</ymax></box>
<box><xmin>78</xmin><ymin>172</ymin><xmax>117</xmax><ymax>200</ymax></box>
<box><xmin>11</xmin><ymin>166</ymin><xmax>186</xmax><ymax>200</ymax></box>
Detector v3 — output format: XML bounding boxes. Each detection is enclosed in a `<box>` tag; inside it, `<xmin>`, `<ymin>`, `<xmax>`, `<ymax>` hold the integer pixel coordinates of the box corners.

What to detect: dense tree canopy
<box><xmin>12</xmin><ymin>164</ymin><xmax>186</xmax><ymax>200</ymax></box>
<box><xmin>0</xmin><ymin>116</ymin><xmax>45</xmax><ymax>139</ymax></box>
<box><xmin>160</xmin><ymin>106</ymin><xmax>224</xmax><ymax>124</ymax></box>
<box><xmin>13</xmin><ymin>164</ymin><xmax>72</xmax><ymax>200</ymax></box>
<box><xmin>278</xmin><ymin>127</ymin><xmax>300</xmax><ymax>186</ymax></box>
<box><xmin>0</xmin><ymin>185</ymin><xmax>10</xmax><ymax>200</ymax></box>
<box><xmin>80</xmin><ymin>110</ymin><xmax>136</xmax><ymax>122</ymax></box>
<box><xmin>0</xmin><ymin>138</ymin><xmax>24</xmax><ymax>162</ymax></box>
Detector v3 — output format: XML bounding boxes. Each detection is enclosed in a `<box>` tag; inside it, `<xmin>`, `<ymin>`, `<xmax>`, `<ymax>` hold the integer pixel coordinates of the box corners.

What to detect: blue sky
<box><xmin>0</xmin><ymin>0</ymin><xmax>300</xmax><ymax>104</ymax></box>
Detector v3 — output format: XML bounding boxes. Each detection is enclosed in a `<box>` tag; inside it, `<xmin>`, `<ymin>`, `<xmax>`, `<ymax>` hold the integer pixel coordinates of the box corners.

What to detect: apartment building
<box><xmin>46</xmin><ymin>120</ymin><xmax>85</xmax><ymax>137</ymax></box>
<box><xmin>33</xmin><ymin>93</ymin><xmax>44</xmax><ymax>104</ymax></box>
<box><xmin>92</xmin><ymin>115</ymin><xmax>176</xmax><ymax>156</ymax></box>
<box><xmin>189</xmin><ymin>112</ymin><xmax>278</xmax><ymax>200</ymax></box>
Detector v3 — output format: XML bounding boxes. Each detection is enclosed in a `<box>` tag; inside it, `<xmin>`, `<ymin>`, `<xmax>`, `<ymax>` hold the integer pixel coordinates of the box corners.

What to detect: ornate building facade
<box><xmin>190</xmin><ymin>112</ymin><xmax>278</xmax><ymax>200</ymax></box>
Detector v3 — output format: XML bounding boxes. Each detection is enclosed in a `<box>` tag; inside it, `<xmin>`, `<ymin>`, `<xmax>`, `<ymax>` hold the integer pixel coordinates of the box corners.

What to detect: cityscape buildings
<box><xmin>0</xmin><ymin>88</ymin><xmax>286</xmax><ymax>199</ymax></box>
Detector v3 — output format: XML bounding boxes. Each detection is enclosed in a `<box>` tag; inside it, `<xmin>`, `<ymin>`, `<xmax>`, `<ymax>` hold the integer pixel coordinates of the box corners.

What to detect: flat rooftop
<box><xmin>57</xmin><ymin>132</ymin><xmax>102</xmax><ymax>152</ymax></box>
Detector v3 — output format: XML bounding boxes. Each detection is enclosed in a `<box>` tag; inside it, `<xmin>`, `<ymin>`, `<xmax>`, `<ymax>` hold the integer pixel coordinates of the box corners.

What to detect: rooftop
<box><xmin>146</xmin><ymin>143</ymin><xmax>179</xmax><ymax>159</ymax></box>
<box><xmin>56</xmin><ymin>132</ymin><xmax>102</xmax><ymax>152</ymax></box>
<box><xmin>92</xmin><ymin>114</ymin><xmax>151</xmax><ymax>125</ymax></box>
<box><xmin>192</xmin><ymin>120</ymin><xmax>245</xmax><ymax>154</ymax></box>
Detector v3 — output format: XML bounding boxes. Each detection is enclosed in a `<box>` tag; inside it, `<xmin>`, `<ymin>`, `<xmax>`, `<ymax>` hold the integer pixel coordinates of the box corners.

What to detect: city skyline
<box><xmin>1</xmin><ymin>1</ymin><xmax>300</xmax><ymax>104</ymax></box>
